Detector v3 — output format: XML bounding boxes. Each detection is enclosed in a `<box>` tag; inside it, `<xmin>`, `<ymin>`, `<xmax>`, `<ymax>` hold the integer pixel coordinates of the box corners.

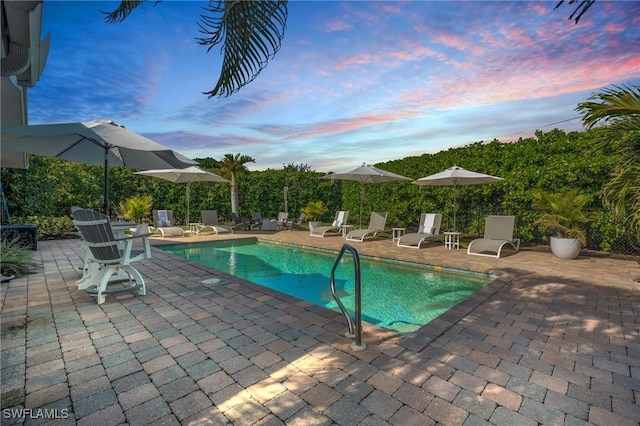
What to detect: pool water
<box><xmin>161</xmin><ymin>239</ymin><xmax>491</xmax><ymax>334</ymax></box>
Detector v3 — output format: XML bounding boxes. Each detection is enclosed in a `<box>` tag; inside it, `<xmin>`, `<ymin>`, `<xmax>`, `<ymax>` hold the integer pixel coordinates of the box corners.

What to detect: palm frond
<box><xmin>554</xmin><ymin>0</ymin><xmax>596</xmax><ymax>24</ymax></box>
<box><xmin>577</xmin><ymin>84</ymin><xmax>640</xmax><ymax>130</ymax></box>
<box><xmin>198</xmin><ymin>0</ymin><xmax>288</xmax><ymax>97</ymax></box>
<box><xmin>602</xmin><ymin>165</ymin><xmax>640</xmax><ymax>236</ymax></box>
<box><xmin>102</xmin><ymin>1</ymin><xmax>159</xmax><ymax>24</ymax></box>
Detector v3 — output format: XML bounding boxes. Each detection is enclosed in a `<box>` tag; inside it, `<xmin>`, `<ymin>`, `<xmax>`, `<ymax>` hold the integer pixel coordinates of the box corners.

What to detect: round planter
<box><xmin>550</xmin><ymin>236</ymin><xmax>582</xmax><ymax>259</ymax></box>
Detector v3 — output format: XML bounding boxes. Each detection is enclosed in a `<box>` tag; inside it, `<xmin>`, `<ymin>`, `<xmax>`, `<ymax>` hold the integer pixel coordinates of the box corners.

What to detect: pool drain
<box><xmin>201</xmin><ymin>278</ymin><xmax>221</xmax><ymax>285</ymax></box>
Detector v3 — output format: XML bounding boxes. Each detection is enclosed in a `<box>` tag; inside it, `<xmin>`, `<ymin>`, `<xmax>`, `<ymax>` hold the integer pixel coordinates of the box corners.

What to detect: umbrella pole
<box><xmin>186</xmin><ymin>182</ymin><xmax>190</xmax><ymax>227</ymax></box>
<box><xmin>103</xmin><ymin>146</ymin><xmax>109</xmax><ymax>215</ymax></box>
<box><xmin>453</xmin><ymin>183</ymin><xmax>457</xmax><ymax>231</ymax></box>
<box><xmin>360</xmin><ymin>184</ymin><xmax>365</xmax><ymax>228</ymax></box>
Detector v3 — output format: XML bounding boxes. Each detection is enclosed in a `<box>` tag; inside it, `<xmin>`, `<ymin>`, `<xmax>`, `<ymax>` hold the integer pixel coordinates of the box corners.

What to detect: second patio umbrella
<box><xmin>322</xmin><ymin>163</ymin><xmax>411</xmax><ymax>228</ymax></box>
<box><xmin>413</xmin><ymin>165</ymin><xmax>503</xmax><ymax>231</ymax></box>
<box><xmin>135</xmin><ymin>166</ymin><xmax>229</xmax><ymax>225</ymax></box>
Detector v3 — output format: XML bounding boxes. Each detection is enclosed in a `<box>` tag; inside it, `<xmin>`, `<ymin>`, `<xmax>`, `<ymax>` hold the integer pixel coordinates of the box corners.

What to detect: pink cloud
<box><xmin>334</xmin><ymin>52</ymin><xmax>377</xmax><ymax>70</ymax></box>
<box><xmin>603</xmin><ymin>23</ymin><xmax>625</xmax><ymax>32</ymax></box>
<box><xmin>433</xmin><ymin>34</ymin><xmax>470</xmax><ymax>51</ymax></box>
<box><xmin>255</xmin><ymin>109</ymin><xmax>421</xmax><ymax>141</ymax></box>
<box><xmin>324</xmin><ymin>19</ymin><xmax>352</xmax><ymax>33</ymax></box>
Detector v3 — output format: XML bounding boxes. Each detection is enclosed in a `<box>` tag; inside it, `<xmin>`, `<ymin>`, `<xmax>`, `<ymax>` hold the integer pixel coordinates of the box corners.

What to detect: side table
<box><xmin>341</xmin><ymin>224</ymin><xmax>354</xmax><ymax>237</ymax></box>
<box><xmin>443</xmin><ymin>231</ymin><xmax>461</xmax><ymax>250</ymax></box>
<box><xmin>392</xmin><ymin>227</ymin><xmax>406</xmax><ymax>241</ymax></box>
<box><xmin>188</xmin><ymin>223</ymin><xmax>201</xmax><ymax>236</ymax></box>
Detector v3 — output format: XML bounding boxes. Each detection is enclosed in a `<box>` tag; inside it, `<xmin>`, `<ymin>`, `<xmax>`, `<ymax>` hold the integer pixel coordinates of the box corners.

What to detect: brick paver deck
<box><xmin>1</xmin><ymin>230</ymin><xmax>639</xmax><ymax>425</ymax></box>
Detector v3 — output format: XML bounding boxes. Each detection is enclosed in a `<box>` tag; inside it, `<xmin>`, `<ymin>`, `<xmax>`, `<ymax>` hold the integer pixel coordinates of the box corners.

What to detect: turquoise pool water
<box><xmin>161</xmin><ymin>239</ymin><xmax>491</xmax><ymax>334</ymax></box>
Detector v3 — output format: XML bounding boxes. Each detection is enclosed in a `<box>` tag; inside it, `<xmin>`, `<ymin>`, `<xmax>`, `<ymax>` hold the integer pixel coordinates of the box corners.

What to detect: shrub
<box><xmin>12</xmin><ymin>216</ymin><xmax>75</xmax><ymax>240</ymax></box>
<box><xmin>1</xmin><ymin>237</ymin><xmax>39</xmax><ymax>277</ymax></box>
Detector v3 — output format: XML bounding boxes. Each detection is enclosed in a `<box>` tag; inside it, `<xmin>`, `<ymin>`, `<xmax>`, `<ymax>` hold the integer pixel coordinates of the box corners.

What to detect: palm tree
<box><xmin>576</xmin><ymin>83</ymin><xmax>640</xmax><ymax>236</ymax></box>
<box><xmin>103</xmin><ymin>1</ymin><xmax>593</xmax><ymax>98</ymax></box>
<box><xmin>218</xmin><ymin>153</ymin><xmax>255</xmax><ymax>216</ymax></box>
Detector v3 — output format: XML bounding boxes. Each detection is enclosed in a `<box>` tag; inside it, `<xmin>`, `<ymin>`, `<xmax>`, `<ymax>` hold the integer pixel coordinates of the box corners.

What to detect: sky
<box><xmin>27</xmin><ymin>0</ymin><xmax>640</xmax><ymax>172</ymax></box>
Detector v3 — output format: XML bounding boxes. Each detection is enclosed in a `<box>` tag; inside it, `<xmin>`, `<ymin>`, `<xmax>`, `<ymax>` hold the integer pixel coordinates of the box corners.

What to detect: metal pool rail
<box><xmin>330</xmin><ymin>244</ymin><xmax>366</xmax><ymax>351</ymax></box>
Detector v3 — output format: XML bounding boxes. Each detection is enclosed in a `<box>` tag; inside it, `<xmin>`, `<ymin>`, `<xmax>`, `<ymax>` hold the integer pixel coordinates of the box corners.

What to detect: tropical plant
<box><xmin>218</xmin><ymin>153</ymin><xmax>256</xmax><ymax>216</ymax></box>
<box><xmin>1</xmin><ymin>237</ymin><xmax>39</xmax><ymax>277</ymax></box>
<box><xmin>577</xmin><ymin>83</ymin><xmax>640</xmax><ymax>237</ymax></box>
<box><xmin>300</xmin><ymin>200</ymin><xmax>328</xmax><ymax>222</ymax></box>
<box><xmin>119</xmin><ymin>195</ymin><xmax>153</xmax><ymax>224</ymax></box>
<box><xmin>103</xmin><ymin>1</ymin><xmax>593</xmax><ymax>98</ymax></box>
<box><xmin>532</xmin><ymin>189</ymin><xmax>592</xmax><ymax>246</ymax></box>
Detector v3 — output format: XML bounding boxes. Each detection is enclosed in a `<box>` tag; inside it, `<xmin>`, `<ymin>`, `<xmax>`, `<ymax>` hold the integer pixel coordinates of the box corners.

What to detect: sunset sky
<box><xmin>28</xmin><ymin>1</ymin><xmax>640</xmax><ymax>171</ymax></box>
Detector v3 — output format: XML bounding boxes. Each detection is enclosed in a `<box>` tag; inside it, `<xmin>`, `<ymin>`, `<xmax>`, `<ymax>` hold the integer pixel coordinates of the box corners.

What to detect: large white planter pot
<box><xmin>550</xmin><ymin>237</ymin><xmax>582</xmax><ymax>259</ymax></box>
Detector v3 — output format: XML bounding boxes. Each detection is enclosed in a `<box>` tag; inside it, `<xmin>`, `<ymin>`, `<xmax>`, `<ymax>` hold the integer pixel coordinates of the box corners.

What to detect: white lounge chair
<box><xmin>467</xmin><ymin>215</ymin><xmax>520</xmax><ymax>258</ymax></box>
<box><xmin>198</xmin><ymin>210</ymin><xmax>233</xmax><ymax>235</ymax></box>
<box><xmin>346</xmin><ymin>212</ymin><xmax>388</xmax><ymax>242</ymax></box>
<box><xmin>397</xmin><ymin>213</ymin><xmax>442</xmax><ymax>249</ymax></box>
<box><xmin>151</xmin><ymin>210</ymin><xmax>185</xmax><ymax>237</ymax></box>
<box><xmin>310</xmin><ymin>210</ymin><xmax>349</xmax><ymax>237</ymax></box>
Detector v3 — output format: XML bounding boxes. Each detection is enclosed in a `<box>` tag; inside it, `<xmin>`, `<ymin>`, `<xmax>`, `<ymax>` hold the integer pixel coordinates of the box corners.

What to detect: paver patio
<box><xmin>1</xmin><ymin>230</ymin><xmax>639</xmax><ymax>425</ymax></box>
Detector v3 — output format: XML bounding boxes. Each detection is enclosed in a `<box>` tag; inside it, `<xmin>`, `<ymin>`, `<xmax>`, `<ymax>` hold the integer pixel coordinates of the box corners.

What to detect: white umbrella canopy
<box><xmin>322</xmin><ymin>162</ymin><xmax>411</xmax><ymax>227</ymax></box>
<box><xmin>1</xmin><ymin>119</ymin><xmax>198</xmax><ymax>214</ymax></box>
<box><xmin>413</xmin><ymin>165</ymin><xmax>503</xmax><ymax>231</ymax></box>
<box><xmin>135</xmin><ymin>166</ymin><xmax>229</xmax><ymax>226</ymax></box>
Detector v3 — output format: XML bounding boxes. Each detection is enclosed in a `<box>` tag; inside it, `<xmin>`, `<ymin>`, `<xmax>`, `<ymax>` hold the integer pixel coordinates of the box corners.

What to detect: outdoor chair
<box><xmin>346</xmin><ymin>212</ymin><xmax>388</xmax><ymax>242</ymax></box>
<box><xmin>276</xmin><ymin>212</ymin><xmax>289</xmax><ymax>229</ymax></box>
<box><xmin>72</xmin><ymin>208</ymin><xmax>151</xmax><ymax>305</ymax></box>
<box><xmin>151</xmin><ymin>210</ymin><xmax>185</xmax><ymax>237</ymax></box>
<box><xmin>397</xmin><ymin>213</ymin><xmax>442</xmax><ymax>249</ymax></box>
<box><xmin>198</xmin><ymin>210</ymin><xmax>233</xmax><ymax>235</ymax></box>
<box><xmin>231</xmin><ymin>212</ymin><xmax>252</xmax><ymax>230</ymax></box>
<box><xmin>285</xmin><ymin>213</ymin><xmax>306</xmax><ymax>230</ymax></box>
<box><xmin>467</xmin><ymin>215</ymin><xmax>520</xmax><ymax>258</ymax></box>
<box><xmin>251</xmin><ymin>212</ymin><xmax>262</xmax><ymax>229</ymax></box>
<box><xmin>310</xmin><ymin>210</ymin><xmax>349</xmax><ymax>237</ymax></box>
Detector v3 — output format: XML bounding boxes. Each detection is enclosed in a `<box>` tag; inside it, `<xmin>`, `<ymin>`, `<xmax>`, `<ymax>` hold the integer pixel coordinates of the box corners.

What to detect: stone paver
<box><xmin>1</xmin><ymin>233</ymin><xmax>638</xmax><ymax>425</ymax></box>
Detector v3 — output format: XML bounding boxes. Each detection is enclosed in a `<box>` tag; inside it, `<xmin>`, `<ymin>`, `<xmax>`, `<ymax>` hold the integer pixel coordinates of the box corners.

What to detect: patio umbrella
<box><xmin>413</xmin><ymin>165</ymin><xmax>503</xmax><ymax>231</ymax></box>
<box><xmin>1</xmin><ymin>119</ymin><xmax>198</xmax><ymax>214</ymax></box>
<box><xmin>134</xmin><ymin>166</ymin><xmax>229</xmax><ymax>226</ymax></box>
<box><xmin>322</xmin><ymin>162</ymin><xmax>411</xmax><ymax>228</ymax></box>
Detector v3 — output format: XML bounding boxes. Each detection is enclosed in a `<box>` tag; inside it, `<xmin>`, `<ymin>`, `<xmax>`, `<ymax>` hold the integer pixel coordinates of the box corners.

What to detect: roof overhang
<box><xmin>1</xmin><ymin>0</ymin><xmax>50</xmax><ymax>169</ymax></box>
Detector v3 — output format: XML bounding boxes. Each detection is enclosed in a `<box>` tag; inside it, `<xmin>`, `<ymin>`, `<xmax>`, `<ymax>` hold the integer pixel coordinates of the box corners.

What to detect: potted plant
<box><xmin>300</xmin><ymin>200</ymin><xmax>328</xmax><ymax>232</ymax></box>
<box><xmin>532</xmin><ymin>189</ymin><xmax>591</xmax><ymax>259</ymax></box>
<box><xmin>119</xmin><ymin>195</ymin><xmax>153</xmax><ymax>224</ymax></box>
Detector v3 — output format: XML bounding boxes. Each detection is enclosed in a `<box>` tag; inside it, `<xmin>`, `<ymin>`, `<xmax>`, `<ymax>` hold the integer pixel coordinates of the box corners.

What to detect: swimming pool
<box><xmin>161</xmin><ymin>239</ymin><xmax>492</xmax><ymax>334</ymax></box>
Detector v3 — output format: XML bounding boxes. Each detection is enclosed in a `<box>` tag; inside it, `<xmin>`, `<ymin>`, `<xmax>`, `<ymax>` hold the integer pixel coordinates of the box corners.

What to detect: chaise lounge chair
<box><xmin>397</xmin><ymin>213</ymin><xmax>442</xmax><ymax>249</ymax></box>
<box><xmin>151</xmin><ymin>210</ymin><xmax>185</xmax><ymax>237</ymax></box>
<box><xmin>198</xmin><ymin>210</ymin><xmax>233</xmax><ymax>235</ymax></box>
<box><xmin>346</xmin><ymin>211</ymin><xmax>388</xmax><ymax>242</ymax></box>
<box><xmin>467</xmin><ymin>215</ymin><xmax>520</xmax><ymax>258</ymax></box>
<box><xmin>310</xmin><ymin>210</ymin><xmax>349</xmax><ymax>237</ymax></box>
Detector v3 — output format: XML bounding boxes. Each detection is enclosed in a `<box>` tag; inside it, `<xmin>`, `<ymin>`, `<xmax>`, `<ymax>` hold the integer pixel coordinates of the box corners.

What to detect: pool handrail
<box><xmin>330</xmin><ymin>244</ymin><xmax>366</xmax><ymax>351</ymax></box>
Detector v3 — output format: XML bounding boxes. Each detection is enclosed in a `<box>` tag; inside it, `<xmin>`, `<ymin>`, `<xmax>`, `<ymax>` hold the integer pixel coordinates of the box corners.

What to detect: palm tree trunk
<box><xmin>230</xmin><ymin>175</ymin><xmax>239</xmax><ymax>216</ymax></box>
